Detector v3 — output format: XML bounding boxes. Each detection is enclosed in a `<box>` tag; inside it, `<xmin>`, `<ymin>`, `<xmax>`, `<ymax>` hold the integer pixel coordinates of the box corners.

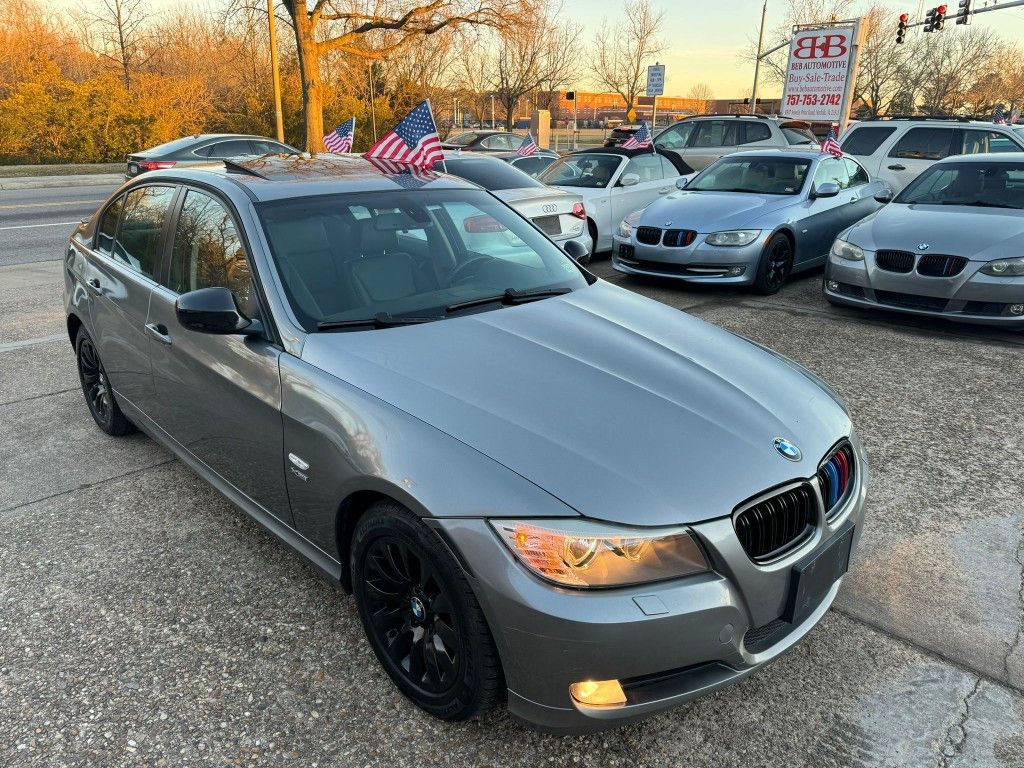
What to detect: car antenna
<box><xmin>222</xmin><ymin>159</ymin><xmax>268</xmax><ymax>179</ymax></box>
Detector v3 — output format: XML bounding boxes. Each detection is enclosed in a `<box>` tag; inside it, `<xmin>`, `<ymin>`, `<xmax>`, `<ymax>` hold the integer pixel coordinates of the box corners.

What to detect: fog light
<box><xmin>827</xmin><ymin>280</ymin><xmax>840</xmax><ymax>291</ymax></box>
<box><xmin>1011</xmin><ymin>304</ymin><xmax>1024</xmax><ymax>316</ymax></box>
<box><xmin>569</xmin><ymin>679</ymin><xmax>627</xmax><ymax>707</ymax></box>
<box><xmin>726</xmin><ymin>266</ymin><xmax>746</xmax><ymax>277</ymax></box>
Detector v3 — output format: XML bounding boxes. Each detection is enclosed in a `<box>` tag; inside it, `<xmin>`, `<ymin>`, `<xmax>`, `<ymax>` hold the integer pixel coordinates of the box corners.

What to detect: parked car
<box><xmin>125</xmin><ymin>134</ymin><xmax>299</xmax><ymax>178</ymax></box>
<box><xmin>488</xmin><ymin>149</ymin><xmax>560</xmax><ymax>177</ymax></box>
<box><xmin>441</xmin><ymin>130</ymin><xmax>523</xmax><ymax>152</ymax></box>
<box><xmin>433</xmin><ymin>153</ymin><xmax>591</xmax><ymax>263</ymax></box>
<box><xmin>824</xmin><ymin>154</ymin><xmax>1024</xmax><ymax>327</ymax></box>
<box><xmin>653</xmin><ymin>114</ymin><xmax>818</xmax><ymax>174</ymax></box>
<box><xmin>838</xmin><ymin>118</ymin><xmax>1024</xmax><ymax>192</ymax></box>
<box><xmin>538</xmin><ymin>147</ymin><xmax>688</xmax><ymax>253</ymax></box>
<box><xmin>65</xmin><ymin>153</ymin><xmax>866</xmax><ymax>733</ymax></box>
<box><xmin>612</xmin><ymin>149</ymin><xmax>888</xmax><ymax>294</ymax></box>
<box><xmin>603</xmin><ymin>124</ymin><xmax>648</xmax><ymax>148</ymax></box>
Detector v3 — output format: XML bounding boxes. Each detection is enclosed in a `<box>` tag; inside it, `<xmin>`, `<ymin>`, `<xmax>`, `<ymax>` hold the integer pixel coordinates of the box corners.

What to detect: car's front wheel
<box><xmin>753</xmin><ymin>232</ymin><xmax>794</xmax><ymax>295</ymax></box>
<box><xmin>351</xmin><ymin>501</ymin><xmax>503</xmax><ymax>721</ymax></box>
<box><xmin>75</xmin><ymin>326</ymin><xmax>134</xmax><ymax>436</ymax></box>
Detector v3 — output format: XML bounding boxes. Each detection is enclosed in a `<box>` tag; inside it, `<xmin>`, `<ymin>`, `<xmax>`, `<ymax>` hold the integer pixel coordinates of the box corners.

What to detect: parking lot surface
<box><xmin>1</xmin><ymin>180</ymin><xmax>1023</xmax><ymax>767</ymax></box>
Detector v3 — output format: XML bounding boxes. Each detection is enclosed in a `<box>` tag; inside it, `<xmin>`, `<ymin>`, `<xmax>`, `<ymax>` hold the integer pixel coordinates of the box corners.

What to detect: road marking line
<box><xmin>0</xmin><ymin>221</ymin><xmax>80</xmax><ymax>231</ymax></box>
<box><xmin>0</xmin><ymin>334</ymin><xmax>66</xmax><ymax>353</ymax></box>
<box><xmin>0</xmin><ymin>199</ymin><xmax>102</xmax><ymax>210</ymax></box>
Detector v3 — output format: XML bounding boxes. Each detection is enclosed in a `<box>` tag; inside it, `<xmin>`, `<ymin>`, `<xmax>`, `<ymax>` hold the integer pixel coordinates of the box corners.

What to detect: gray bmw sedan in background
<box><xmin>65</xmin><ymin>155</ymin><xmax>867</xmax><ymax>732</ymax></box>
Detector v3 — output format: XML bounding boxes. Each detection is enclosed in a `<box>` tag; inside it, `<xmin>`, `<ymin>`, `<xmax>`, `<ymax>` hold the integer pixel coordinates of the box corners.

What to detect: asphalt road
<box><xmin>1</xmin><ymin>178</ymin><xmax>1023</xmax><ymax>767</ymax></box>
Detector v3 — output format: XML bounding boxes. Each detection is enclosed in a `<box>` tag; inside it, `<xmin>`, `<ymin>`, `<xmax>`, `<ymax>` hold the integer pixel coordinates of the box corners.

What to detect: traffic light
<box><xmin>896</xmin><ymin>13</ymin><xmax>909</xmax><ymax>43</ymax></box>
<box><xmin>565</xmin><ymin>91</ymin><xmax>576</xmax><ymax>101</ymax></box>
<box><xmin>923</xmin><ymin>6</ymin><xmax>935</xmax><ymax>31</ymax></box>
<box><xmin>934</xmin><ymin>4</ymin><xmax>946</xmax><ymax>30</ymax></box>
<box><xmin>956</xmin><ymin>0</ymin><xmax>972</xmax><ymax>24</ymax></box>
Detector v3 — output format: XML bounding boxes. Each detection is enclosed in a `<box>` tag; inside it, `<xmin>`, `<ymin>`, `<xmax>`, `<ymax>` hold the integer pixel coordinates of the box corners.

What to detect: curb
<box><xmin>0</xmin><ymin>174</ymin><xmax>124</xmax><ymax>191</ymax></box>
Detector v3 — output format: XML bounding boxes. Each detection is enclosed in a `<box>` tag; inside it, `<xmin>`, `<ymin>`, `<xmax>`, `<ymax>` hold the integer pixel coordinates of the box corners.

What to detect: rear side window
<box><xmin>961</xmin><ymin>130</ymin><xmax>1023</xmax><ymax>155</ymax></box>
<box><xmin>889</xmin><ymin>127</ymin><xmax>955</xmax><ymax>160</ymax></box>
<box><xmin>111</xmin><ymin>186</ymin><xmax>175</xmax><ymax>278</ymax></box>
<box><xmin>840</xmin><ymin>126</ymin><xmax>897</xmax><ymax>156</ymax></box>
<box><xmin>95</xmin><ymin>195</ymin><xmax>124</xmax><ymax>254</ymax></box>
<box><xmin>691</xmin><ymin>121</ymin><xmax>738</xmax><ymax>148</ymax></box>
<box><xmin>742</xmin><ymin>123</ymin><xmax>772</xmax><ymax>143</ymax></box>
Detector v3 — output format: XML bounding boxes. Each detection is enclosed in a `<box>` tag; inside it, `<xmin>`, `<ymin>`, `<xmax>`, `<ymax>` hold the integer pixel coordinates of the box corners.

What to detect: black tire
<box><xmin>75</xmin><ymin>327</ymin><xmax>134</xmax><ymax>436</ymax></box>
<box><xmin>753</xmin><ymin>232</ymin><xmax>794</xmax><ymax>295</ymax></box>
<box><xmin>587</xmin><ymin>220</ymin><xmax>598</xmax><ymax>260</ymax></box>
<box><xmin>351</xmin><ymin>501</ymin><xmax>503</xmax><ymax>721</ymax></box>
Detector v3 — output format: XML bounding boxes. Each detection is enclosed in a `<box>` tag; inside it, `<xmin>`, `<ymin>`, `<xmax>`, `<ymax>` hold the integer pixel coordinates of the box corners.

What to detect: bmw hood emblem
<box><xmin>917</xmin><ymin>243</ymin><xmax>930</xmax><ymax>251</ymax></box>
<box><xmin>774</xmin><ymin>438</ymin><xmax>802</xmax><ymax>462</ymax></box>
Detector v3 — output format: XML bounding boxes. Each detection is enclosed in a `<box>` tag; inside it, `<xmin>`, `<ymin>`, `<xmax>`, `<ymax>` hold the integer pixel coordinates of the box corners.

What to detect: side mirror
<box><xmin>619</xmin><ymin>173</ymin><xmax>640</xmax><ymax>187</ymax></box>
<box><xmin>176</xmin><ymin>287</ymin><xmax>252</xmax><ymax>334</ymax></box>
<box><xmin>813</xmin><ymin>181</ymin><xmax>841</xmax><ymax>199</ymax></box>
<box><xmin>874</xmin><ymin>188</ymin><xmax>894</xmax><ymax>204</ymax></box>
<box><xmin>675</xmin><ymin>176</ymin><xmax>689</xmax><ymax>190</ymax></box>
<box><xmin>562</xmin><ymin>239</ymin><xmax>589</xmax><ymax>263</ymax></box>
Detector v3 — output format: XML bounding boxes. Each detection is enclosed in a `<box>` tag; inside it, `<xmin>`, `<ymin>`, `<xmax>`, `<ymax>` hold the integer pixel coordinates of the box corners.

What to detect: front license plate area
<box><xmin>784</xmin><ymin>521</ymin><xmax>854</xmax><ymax>625</ymax></box>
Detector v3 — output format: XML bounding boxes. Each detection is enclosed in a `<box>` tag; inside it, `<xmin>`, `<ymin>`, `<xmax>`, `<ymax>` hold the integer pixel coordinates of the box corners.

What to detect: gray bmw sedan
<box><xmin>64</xmin><ymin>154</ymin><xmax>867</xmax><ymax>732</ymax></box>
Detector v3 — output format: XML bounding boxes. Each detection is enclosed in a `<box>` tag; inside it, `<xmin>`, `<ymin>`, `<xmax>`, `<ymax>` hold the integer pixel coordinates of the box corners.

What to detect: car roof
<box><xmin>139</xmin><ymin>154</ymin><xmax>479</xmax><ymax>201</ymax></box>
<box><xmin>722</xmin><ymin>147</ymin><xmax>826</xmax><ymax>161</ymax></box>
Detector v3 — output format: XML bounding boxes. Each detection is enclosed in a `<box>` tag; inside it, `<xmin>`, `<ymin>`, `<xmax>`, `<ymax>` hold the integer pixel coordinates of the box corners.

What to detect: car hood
<box><xmin>640</xmin><ymin>191</ymin><xmax>794</xmax><ymax>233</ymax></box>
<box><xmin>300</xmin><ymin>281</ymin><xmax>851</xmax><ymax>527</ymax></box>
<box><xmin>846</xmin><ymin>203</ymin><xmax>1024</xmax><ymax>260</ymax></box>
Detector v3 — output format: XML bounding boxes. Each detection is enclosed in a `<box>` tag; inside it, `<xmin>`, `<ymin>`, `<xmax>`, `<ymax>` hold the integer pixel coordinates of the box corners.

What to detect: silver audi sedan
<box><xmin>825</xmin><ymin>154</ymin><xmax>1024</xmax><ymax>327</ymax></box>
<box><xmin>612</xmin><ymin>149</ymin><xmax>889</xmax><ymax>294</ymax></box>
<box><xmin>65</xmin><ymin>155</ymin><xmax>867</xmax><ymax>732</ymax></box>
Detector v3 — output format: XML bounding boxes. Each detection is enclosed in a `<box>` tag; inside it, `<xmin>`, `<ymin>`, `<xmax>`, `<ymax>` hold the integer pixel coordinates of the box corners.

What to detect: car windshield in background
<box><xmin>688</xmin><ymin>157</ymin><xmax>811</xmax><ymax>195</ymax></box>
<box><xmin>257</xmin><ymin>189</ymin><xmax>588</xmax><ymax>332</ymax></box>
<box><xmin>446</xmin><ymin>133</ymin><xmax>480</xmax><ymax>146</ymax></box>
<box><xmin>782</xmin><ymin>127</ymin><xmax>817</xmax><ymax>145</ymax></box>
<box><xmin>143</xmin><ymin>136</ymin><xmax>205</xmax><ymax>154</ymax></box>
<box><xmin>895</xmin><ymin>161</ymin><xmax>1024</xmax><ymax>209</ymax></box>
<box><xmin>435</xmin><ymin>157</ymin><xmax>545</xmax><ymax>190</ymax></box>
<box><xmin>539</xmin><ymin>154</ymin><xmax>621</xmax><ymax>188</ymax></box>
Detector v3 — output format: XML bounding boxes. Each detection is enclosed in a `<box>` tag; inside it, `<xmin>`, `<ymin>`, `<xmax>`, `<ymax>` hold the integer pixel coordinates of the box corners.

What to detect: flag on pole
<box><xmin>992</xmin><ymin>104</ymin><xmax>1007</xmax><ymax>124</ymax></box>
<box><xmin>517</xmin><ymin>132</ymin><xmax>539</xmax><ymax>156</ymax></box>
<box><xmin>364</xmin><ymin>100</ymin><xmax>444</xmax><ymax>169</ymax></box>
<box><xmin>821</xmin><ymin>127</ymin><xmax>843</xmax><ymax>158</ymax></box>
<box><xmin>323</xmin><ymin>117</ymin><xmax>356</xmax><ymax>153</ymax></box>
<box><xmin>622</xmin><ymin>121</ymin><xmax>652</xmax><ymax>149</ymax></box>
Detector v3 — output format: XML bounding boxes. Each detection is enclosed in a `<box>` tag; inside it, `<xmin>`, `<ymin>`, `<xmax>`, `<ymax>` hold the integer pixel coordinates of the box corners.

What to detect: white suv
<box><xmin>839</xmin><ymin>119</ymin><xmax>1024</xmax><ymax>192</ymax></box>
<box><xmin>653</xmin><ymin>114</ymin><xmax>819</xmax><ymax>174</ymax></box>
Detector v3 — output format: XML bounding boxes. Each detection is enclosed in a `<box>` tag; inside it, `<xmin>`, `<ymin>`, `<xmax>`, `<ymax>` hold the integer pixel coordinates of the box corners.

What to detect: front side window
<box><xmin>844</xmin><ymin>158</ymin><xmax>870</xmax><ymax>187</ymax></box>
<box><xmin>691</xmin><ymin>121</ymin><xmax>738</xmax><ymax>148</ymax></box>
<box><xmin>813</xmin><ymin>157</ymin><xmax>850</xmax><ymax>190</ymax></box>
<box><xmin>840</xmin><ymin>126</ymin><xmax>896</xmax><ymax>156</ymax></box>
<box><xmin>889</xmin><ymin>127</ymin><xmax>955</xmax><ymax>160</ymax></box>
<box><xmin>688</xmin><ymin>157</ymin><xmax>811</xmax><ymax>195</ymax></box>
<box><xmin>654</xmin><ymin>122</ymin><xmax>695</xmax><ymax>150</ymax></box>
<box><xmin>895</xmin><ymin>161</ymin><xmax>1024</xmax><ymax>209</ymax></box>
<box><xmin>539</xmin><ymin>154</ymin><xmax>622</xmax><ymax>188</ymax></box>
<box><xmin>168</xmin><ymin>190</ymin><xmax>255</xmax><ymax>316</ymax></box>
<box><xmin>96</xmin><ymin>194</ymin><xmax>125</xmax><ymax>254</ymax></box>
<box><xmin>205</xmin><ymin>140</ymin><xmax>256</xmax><ymax>159</ymax></box>
<box><xmin>257</xmin><ymin>189</ymin><xmax>588</xmax><ymax>331</ymax></box>
<box><xmin>112</xmin><ymin>185</ymin><xmax>176</xmax><ymax>277</ymax></box>
<box><xmin>621</xmin><ymin>153</ymin><xmax>667</xmax><ymax>183</ymax></box>
<box><xmin>251</xmin><ymin>140</ymin><xmax>294</xmax><ymax>155</ymax></box>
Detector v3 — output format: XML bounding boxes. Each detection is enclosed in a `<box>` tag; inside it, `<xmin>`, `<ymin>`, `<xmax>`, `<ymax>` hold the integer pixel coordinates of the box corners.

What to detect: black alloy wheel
<box><xmin>754</xmin><ymin>233</ymin><xmax>794</xmax><ymax>295</ymax></box>
<box><xmin>75</xmin><ymin>327</ymin><xmax>133</xmax><ymax>436</ymax></box>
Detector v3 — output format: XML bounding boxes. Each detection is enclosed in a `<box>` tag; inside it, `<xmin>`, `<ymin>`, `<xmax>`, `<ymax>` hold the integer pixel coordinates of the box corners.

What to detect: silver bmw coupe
<box><xmin>64</xmin><ymin>154</ymin><xmax>867</xmax><ymax>732</ymax></box>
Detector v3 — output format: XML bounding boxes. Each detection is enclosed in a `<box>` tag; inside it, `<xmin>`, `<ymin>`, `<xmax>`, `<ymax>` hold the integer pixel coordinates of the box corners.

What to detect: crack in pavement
<box><xmin>0</xmin><ymin>387</ymin><xmax>77</xmax><ymax>407</ymax></box>
<box><xmin>1003</xmin><ymin>523</ymin><xmax>1024</xmax><ymax>681</ymax></box>
<box><xmin>936</xmin><ymin>676</ymin><xmax>984</xmax><ymax>768</ymax></box>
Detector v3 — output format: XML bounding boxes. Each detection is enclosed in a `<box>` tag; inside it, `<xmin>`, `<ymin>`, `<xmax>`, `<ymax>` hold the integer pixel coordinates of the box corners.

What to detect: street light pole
<box><xmin>491</xmin><ymin>94</ymin><xmax>495</xmax><ymax>128</ymax></box>
<box><xmin>750</xmin><ymin>0</ymin><xmax>767</xmax><ymax>115</ymax></box>
<box><xmin>368</xmin><ymin>63</ymin><xmax>378</xmax><ymax>142</ymax></box>
<box><xmin>267</xmin><ymin>0</ymin><xmax>284</xmax><ymax>142</ymax></box>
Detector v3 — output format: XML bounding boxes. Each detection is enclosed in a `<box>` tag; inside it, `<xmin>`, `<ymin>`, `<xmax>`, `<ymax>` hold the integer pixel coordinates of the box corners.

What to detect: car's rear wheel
<box><xmin>753</xmin><ymin>233</ymin><xmax>794</xmax><ymax>295</ymax></box>
<box><xmin>351</xmin><ymin>501</ymin><xmax>503</xmax><ymax>721</ymax></box>
<box><xmin>75</xmin><ymin>327</ymin><xmax>133</xmax><ymax>436</ymax></box>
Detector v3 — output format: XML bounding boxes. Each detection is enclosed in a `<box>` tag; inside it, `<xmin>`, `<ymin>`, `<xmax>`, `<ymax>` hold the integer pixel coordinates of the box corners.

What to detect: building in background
<box><xmin>549</xmin><ymin>92</ymin><xmax>710</xmax><ymax>127</ymax></box>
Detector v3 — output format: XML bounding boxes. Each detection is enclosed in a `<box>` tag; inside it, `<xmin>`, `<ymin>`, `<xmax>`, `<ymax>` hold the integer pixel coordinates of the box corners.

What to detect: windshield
<box><xmin>257</xmin><ymin>189</ymin><xmax>588</xmax><ymax>331</ymax></box>
<box><xmin>895</xmin><ymin>161</ymin><xmax>1024</xmax><ymax>208</ymax></box>
<box><xmin>782</xmin><ymin>127</ymin><xmax>817</xmax><ymax>145</ymax></box>
<box><xmin>434</xmin><ymin>157</ymin><xmax>544</xmax><ymax>190</ymax></box>
<box><xmin>539</xmin><ymin>154</ymin><xmax>621</xmax><ymax>188</ymax></box>
<box><xmin>445</xmin><ymin>133</ymin><xmax>481</xmax><ymax>146</ymax></box>
<box><xmin>143</xmin><ymin>135</ymin><xmax>207</xmax><ymax>155</ymax></box>
<box><xmin>688</xmin><ymin>156</ymin><xmax>811</xmax><ymax>195</ymax></box>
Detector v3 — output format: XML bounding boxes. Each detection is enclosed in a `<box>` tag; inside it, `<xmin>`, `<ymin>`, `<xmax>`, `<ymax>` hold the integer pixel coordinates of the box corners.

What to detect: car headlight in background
<box><xmin>980</xmin><ymin>257</ymin><xmax>1024</xmax><ymax>276</ymax></box>
<box><xmin>489</xmin><ymin>519</ymin><xmax>708</xmax><ymax>588</ymax></box>
<box><xmin>830</xmin><ymin>239</ymin><xmax>864</xmax><ymax>261</ymax></box>
<box><xmin>705</xmin><ymin>230</ymin><xmax>760</xmax><ymax>247</ymax></box>
<box><xmin>617</xmin><ymin>209</ymin><xmax>644</xmax><ymax>239</ymax></box>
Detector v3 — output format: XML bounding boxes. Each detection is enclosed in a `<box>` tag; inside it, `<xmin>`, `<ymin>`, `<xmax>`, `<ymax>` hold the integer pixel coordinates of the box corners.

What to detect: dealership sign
<box><xmin>781</xmin><ymin>26</ymin><xmax>857</xmax><ymax>123</ymax></box>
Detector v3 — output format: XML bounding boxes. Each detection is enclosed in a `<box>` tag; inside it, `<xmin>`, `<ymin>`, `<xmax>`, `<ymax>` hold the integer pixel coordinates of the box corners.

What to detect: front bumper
<box><xmin>824</xmin><ymin>250</ymin><xmax>1024</xmax><ymax>328</ymax></box>
<box><xmin>436</xmin><ymin>438</ymin><xmax>868</xmax><ymax>732</ymax></box>
<box><xmin>610</xmin><ymin>232</ymin><xmax>766</xmax><ymax>285</ymax></box>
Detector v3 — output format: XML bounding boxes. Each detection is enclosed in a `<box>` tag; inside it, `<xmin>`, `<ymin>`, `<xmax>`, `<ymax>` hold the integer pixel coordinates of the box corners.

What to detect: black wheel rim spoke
<box><xmin>78</xmin><ymin>340</ymin><xmax>110</xmax><ymax>423</ymax></box>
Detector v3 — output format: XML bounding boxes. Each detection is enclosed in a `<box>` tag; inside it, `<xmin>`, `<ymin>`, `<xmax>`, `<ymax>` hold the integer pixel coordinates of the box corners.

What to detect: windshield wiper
<box><xmin>445</xmin><ymin>287</ymin><xmax>571</xmax><ymax>314</ymax></box>
<box><xmin>940</xmin><ymin>200</ymin><xmax>1019</xmax><ymax>209</ymax></box>
<box><xmin>316</xmin><ymin>312</ymin><xmax>442</xmax><ymax>331</ymax></box>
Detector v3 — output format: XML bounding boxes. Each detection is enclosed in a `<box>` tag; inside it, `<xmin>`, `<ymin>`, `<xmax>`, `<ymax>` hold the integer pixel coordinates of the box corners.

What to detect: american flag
<box><xmin>517</xmin><ymin>132</ymin><xmax>539</xmax><ymax>156</ymax></box>
<box><xmin>992</xmin><ymin>104</ymin><xmax>1007</xmax><ymax>124</ymax></box>
<box><xmin>1012</xmin><ymin>107</ymin><xmax>1021</xmax><ymax>125</ymax></box>
<box><xmin>363</xmin><ymin>156</ymin><xmax>436</xmax><ymax>189</ymax></box>
<box><xmin>622</xmin><ymin>121</ymin><xmax>652</xmax><ymax>149</ymax></box>
<box><xmin>821</xmin><ymin>127</ymin><xmax>843</xmax><ymax>158</ymax></box>
<box><xmin>323</xmin><ymin>117</ymin><xmax>355</xmax><ymax>153</ymax></box>
<box><xmin>364</xmin><ymin>100</ymin><xmax>443</xmax><ymax>169</ymax></box>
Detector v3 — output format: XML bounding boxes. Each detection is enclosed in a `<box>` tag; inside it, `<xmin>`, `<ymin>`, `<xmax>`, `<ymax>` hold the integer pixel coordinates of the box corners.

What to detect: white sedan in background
<box><xmin>538</xmin><ymin>148</ymin><xmax>686</xmax><ymax>254</ymax></box>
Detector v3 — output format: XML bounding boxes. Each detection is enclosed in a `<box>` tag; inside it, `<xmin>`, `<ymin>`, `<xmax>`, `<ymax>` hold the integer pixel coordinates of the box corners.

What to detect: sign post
<box><xmin>780</xmin><ymin>22</ymin><xmax>861</xmax><ymax>131</ymax></box>
<box><xmin>646</xmin><ymin>63</ymin><xmax>665</xmax><ymax>128</ymax></box>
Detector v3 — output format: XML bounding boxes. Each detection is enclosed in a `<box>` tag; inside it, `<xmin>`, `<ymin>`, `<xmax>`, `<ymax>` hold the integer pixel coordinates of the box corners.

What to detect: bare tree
<box><xmin>851</xmin><ymin>4</ymin><xmax>907</xmax><ymax>118</ymax></box>
<box><xmin>745</xmin><ymin>0</ymin><xmax>853</xmax><ymax>88</ymax></box>
<box><xmin>590</xmin><ymin>0</ymin><xmax>664</xmax><ymax>119</ymax></box>
<box><xmin>79</xmin><ymin>0</ymin><xmax>153</xmax><ymax>89</ymax></box>
<box><xmin>909</xmin><ymin>26</ymin><xmax>997</xmax><ymax>114</ymax></box>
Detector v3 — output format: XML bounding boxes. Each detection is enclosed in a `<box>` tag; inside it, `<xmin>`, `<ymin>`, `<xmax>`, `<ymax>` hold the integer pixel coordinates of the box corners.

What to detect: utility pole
<box><xmin>368</xmin><ymin>63</ymin><xmax>378</xmax><ymax>142</ymax></box>
<box><xmin>267</xmin><ymin>0</ymin><xmax>284</xmax><ymax>142</ymax></box>
<box><xmin>750</xmin><ymin>0</ymin><xmax>768</xmax><ymax>115</ymax></box>
<box><xmin>490</xmin><ymin>94</ymin><xmax>495</xmax><ymax>128</ymax></box>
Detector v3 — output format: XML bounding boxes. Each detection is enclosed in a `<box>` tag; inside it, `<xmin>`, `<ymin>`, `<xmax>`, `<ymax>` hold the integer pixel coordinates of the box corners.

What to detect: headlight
<box><xmin>705</xmin><ymin>230</ymin><xmax>760</xmax><ymax>247</ymax></box>
<box><xmin>980</xmin><ymin>257</ymin><xmax>1024</xmax><ymax>276</ymax></box>
<box><xmin>489</xmin><ymin>519</ymin><xmax>708</xmax><ymax>588</ymax></box>
<box><xmin>830</xmin><ymin>239</ymin><xmax>864</xmax><ymax>261</ymax></box>
<box><xmin>617</xmin><ymin>209</ymin><xmax>644</xmax><ymax>239</ymax></box>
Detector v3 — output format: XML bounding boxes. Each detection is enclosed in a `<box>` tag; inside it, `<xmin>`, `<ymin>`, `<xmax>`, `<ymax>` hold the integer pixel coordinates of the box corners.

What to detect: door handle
<box><xmin>145</xmin><ymin>322</ymin><xmax>172</xmax><ymax>345</ymax></box>
<box><xmin>86</xmin><ymin>277</ymin><xmax>101</xmax><ymax>292</ymax></box>
<box><xmin>887</xmin><ymin>164</ymin><xmax>906</xmax><ymax>171</ymax></box>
